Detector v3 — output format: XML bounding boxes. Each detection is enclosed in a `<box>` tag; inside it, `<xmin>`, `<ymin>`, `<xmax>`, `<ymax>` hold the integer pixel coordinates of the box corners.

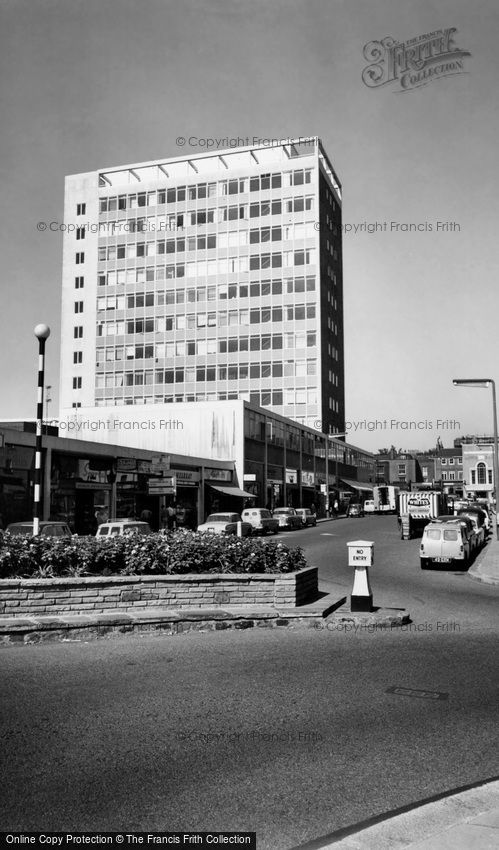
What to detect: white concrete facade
<box><xmin>60</xmin><ymin>137</ymin><xmax>345</xmax><ymax>436</ymax></box>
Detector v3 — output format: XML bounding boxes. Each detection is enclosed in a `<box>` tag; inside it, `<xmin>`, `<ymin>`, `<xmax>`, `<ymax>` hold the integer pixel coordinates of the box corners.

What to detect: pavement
<box><xmin>298</xmin><ymin>778</ymin><xmax>499</xmax><ymax>849</ymax></box>
<box><xmin>468</xmin><ymin>532</ymin><xmax>499</xmax><ymax>585</ymax></box>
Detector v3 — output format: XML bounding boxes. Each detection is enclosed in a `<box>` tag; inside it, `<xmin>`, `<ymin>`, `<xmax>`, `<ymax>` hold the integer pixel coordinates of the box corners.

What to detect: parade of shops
<box><xmin>0</xmin><ymin>401</ymin><xmax>375</xmax><ymax>533</ymax></box>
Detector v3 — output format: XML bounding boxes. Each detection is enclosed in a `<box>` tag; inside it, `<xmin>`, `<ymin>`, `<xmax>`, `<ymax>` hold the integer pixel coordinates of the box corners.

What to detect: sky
<box><xmin>1</xmin><ymin>0</ymin><xmax>498</xmax><ymax>453</ymax></box>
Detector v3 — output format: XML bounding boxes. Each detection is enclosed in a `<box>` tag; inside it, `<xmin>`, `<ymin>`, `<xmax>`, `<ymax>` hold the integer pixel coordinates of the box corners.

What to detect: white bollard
<box><xmin>237</xmin><ymin>521</ymin><xmax>243</xmax><ymax>538</ymax></box>
<box><xmin>347</xmin><ymin>540</ymin><xmax>374</xmax><ymax>612</ymax></box>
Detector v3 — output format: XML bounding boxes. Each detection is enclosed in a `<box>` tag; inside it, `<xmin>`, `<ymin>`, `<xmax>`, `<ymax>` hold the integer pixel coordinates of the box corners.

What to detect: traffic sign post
<box><xmin>347</xmin><ymin>540</ymin><xmax>374</xmax><ymax>612</ymax></box>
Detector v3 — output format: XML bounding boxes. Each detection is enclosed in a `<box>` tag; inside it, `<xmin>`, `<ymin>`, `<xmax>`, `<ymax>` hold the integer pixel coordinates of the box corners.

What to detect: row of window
<box><xmin>96</xmin><ymin>251</ymin><xmax>316</xmax><ymax>281</ymax></box>
<box><xmin>96</xmin><ymin>350</ymin><xmax>318</xmax><ymax>376</ymax></box>
<box><xmin>97</xmin><ymin>170</ymin><xmax>314</xmax><ymax>212</ymax></box>
<box><xmin>96</xmin><ymin>364</ymin><xmax>319</xmax><ymax>389</ymax></box>
<box><xmin>98</xmin><ymin>273</ymin><xmax>317</xmax><ymax>297</ymax></box>
<box><xmin>97</xmin><ymin>302</ymin><xmax>317</xmax><ymax>328</ymax></box>
<box><xmin>120</xmin><ymin>279</ymin><xmax>316</xmax><ymax>309</ymax></box>
<box><xmin>96</xmin><ymin>200</ymin><xmax>315</xmax><ymax>237</ymax></box>
<box><xmin>95</xmin><ymin>321</ymin><xmax>317</xmax><ymax>349</ymax></box>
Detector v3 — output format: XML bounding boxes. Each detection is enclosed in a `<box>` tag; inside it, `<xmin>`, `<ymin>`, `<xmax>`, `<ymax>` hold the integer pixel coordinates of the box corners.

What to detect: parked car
<box><xmin>363</xmin><ymin>499</ymin><xmax>376</xmax><ymax>514</ymax></box>
<box><xmin>96</xmin><ymin>519</ymin><xmax>151</xmax><ymax>537</ymax></box>
<box><xmin>241</xmin><ymin>508</ymin><xmax>279</xmax><ymax>535</ymax></box>
<box><xmin>197</xmin><ymin>513</ymin><xmax>252</xmax><ymax>536</ymax></box>
<box><xmin>433</xmin><ymin>515</ymin><xmax>478</xmax><ymax>553</ymax></box>
<box><xmin>5</xmin><ymin>521</ymin><xmax>73</xmax><ymax>538</ymax></box>
<box><xmin>295</xmin><ymin>508</ymin><xmax>317</xmax><ymax>527</ymax></box>
<box><xmin>272</xmin><ymin>507</ymin><xmax>303</xmax><ymax>530</ymax></box>
<box><xmin>460</xmin><ymin>505</ymin><xmax>491</xmax><ymax>535</ymax></box>
<box><xmin>420</xmin><ymin>521</ymin><xmax>471</xmax><ymax>569</ymax></box>
<box><xmin>456</xmin><ymin>512</ymin><xmax>485</xmax><ymax>549</ymax></box>
<box><xmin>346</xmin><ymin>503</ymin><xmax>364</xmax><ymax>518</ymax></box>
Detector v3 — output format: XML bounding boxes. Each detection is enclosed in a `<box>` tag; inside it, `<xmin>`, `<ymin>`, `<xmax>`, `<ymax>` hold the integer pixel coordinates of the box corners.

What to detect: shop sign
<box><xmin>301</xmin><ymin>471</ymin><xmax>315</xmax><ymax>487</ymax></box>
<box><xmin>244</xmin><ymin>474</ymin><xmax>257</xmax><ymax>482</ymax></box>
<box><xmin>137</xmin><ymin>460</ymin><xmax>152</xmax><ymax>474</ymax></box>
<box><xmin>75</xmin><ymin>482</ymin><xmax>112</xmax><ymax>491</ymax></box>
<box><xmin>116</xmin><ymin>458</ymin><xmax>137</xmax><ymax>473</ymax></box>
<box><xmin>172</xmin><ymin>469</ymin><xmax>200</xmax><ymax>486</ymax></box>
<box><xmin>205</xmin><ymin>468</ymin><xmax>232</xmax><ymax>482</ymax></box>
<box><xmin>286</xmin><ymin>468</ymin><xmax>298</xmax><ymax>484</ymax></box>
<box><xmin>267</xmin><ymin>465</ymin><xmax>283</xmax><ymax>481</ymax></box>
<box><xmin>148</xmin><ymin>479</ymin><xmax>175</xmax><ymax>495</ymax></box>
<box><xmin>150</xmin><ymin>454</ymin><xmax>171</xmax><ymax>474</ymax></box>
<box><xmin>78</xmin><ymin>460</ymin><xmax>109</xmax><ymax>483</ymax></box>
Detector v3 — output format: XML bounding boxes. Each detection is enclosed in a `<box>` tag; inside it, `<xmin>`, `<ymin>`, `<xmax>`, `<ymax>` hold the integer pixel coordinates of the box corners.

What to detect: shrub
<box><xmin>0</xmin><ymin>531</ymin><xmax>307</xmax><ymax>579</ymax></box>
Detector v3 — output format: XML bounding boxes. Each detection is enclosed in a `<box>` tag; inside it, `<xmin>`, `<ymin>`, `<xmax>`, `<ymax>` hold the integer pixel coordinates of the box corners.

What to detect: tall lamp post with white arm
<box><xmin>453</xmin><ymin>378</ymin><xmax>499</xmax><ymax>541</ymax></box>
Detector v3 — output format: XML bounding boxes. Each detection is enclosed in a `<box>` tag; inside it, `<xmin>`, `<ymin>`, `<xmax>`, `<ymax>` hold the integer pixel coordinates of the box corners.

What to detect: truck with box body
<box><xmin>398</xmin><ymin>490</ymin><xmax>448</xmax><ymax>540</ymax></box>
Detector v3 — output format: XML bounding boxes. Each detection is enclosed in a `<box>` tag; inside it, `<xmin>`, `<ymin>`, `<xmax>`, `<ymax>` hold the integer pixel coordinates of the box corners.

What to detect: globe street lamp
<box><xmin>453</xmin><ymin>378</ymin><xmax>499</xmax><ymax>540</ymax></box>
<box><xmin>33</xmin><ymin>324</ymin><xmax>51</xmax><ymax>536</ymax></box>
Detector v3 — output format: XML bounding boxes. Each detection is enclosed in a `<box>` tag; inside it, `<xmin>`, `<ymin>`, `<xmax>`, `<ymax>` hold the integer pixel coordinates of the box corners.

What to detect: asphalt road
<box><xmin>1</xmin><ymin>517</ymin><xmax>498</xmax><ymax>849</ymax></box>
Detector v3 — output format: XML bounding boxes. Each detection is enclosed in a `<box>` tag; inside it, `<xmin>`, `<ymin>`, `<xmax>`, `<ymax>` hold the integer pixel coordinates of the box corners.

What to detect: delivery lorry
<box><xmin>398</xmin><ymin>490</ymin><xmax>448</xmax><ymax>540</ymax></box>
<box><xmin>373</xmin><ymin>485</ymin><xmax>399</xmax><ymax>514</ymax></box>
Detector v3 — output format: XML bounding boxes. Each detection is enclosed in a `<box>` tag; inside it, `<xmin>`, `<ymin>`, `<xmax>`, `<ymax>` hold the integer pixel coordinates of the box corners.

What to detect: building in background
<box><xmin>53</xmin><ymin>400</ymin><xmax>374</xmax><ymax>519</ymax></box>
<box><xmin>460</xmin><ymin>441</ymin><xmax>495</xmax><ymax>503</ymax></box>
<box><xmin>60</xmin><ymin>137</ymin><xmax>344</xmax><ymax>436</ymax></box>
<box><xmin>433</xmin><ymin>447</ymin><xmax>463</xmax><ymax>496</ymax></box>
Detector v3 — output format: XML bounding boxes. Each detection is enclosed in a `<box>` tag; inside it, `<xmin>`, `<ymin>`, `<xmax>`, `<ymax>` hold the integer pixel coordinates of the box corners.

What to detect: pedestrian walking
<box><xmin>166</xmin><ymin>503</ymin><xmax>176</xmax><ymax>531</ymax></box>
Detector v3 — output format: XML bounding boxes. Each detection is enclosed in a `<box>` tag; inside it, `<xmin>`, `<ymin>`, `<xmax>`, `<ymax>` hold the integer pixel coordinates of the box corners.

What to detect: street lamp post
<box><xmin>33</xmin><ymin>324</ymin><xmax>51</xmax><ymax>536</ymax></box>
<box><xmin>453</xmin><ymin>378</ymin><xmax>499</xmax><ymax>541</ymax></box>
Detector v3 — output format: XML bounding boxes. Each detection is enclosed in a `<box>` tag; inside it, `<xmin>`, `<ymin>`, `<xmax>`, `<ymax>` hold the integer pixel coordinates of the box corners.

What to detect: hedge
<box><xmin>0</xmin><ymin>530</ymin><xmax>307</xmax><ymax>579</ymax></box>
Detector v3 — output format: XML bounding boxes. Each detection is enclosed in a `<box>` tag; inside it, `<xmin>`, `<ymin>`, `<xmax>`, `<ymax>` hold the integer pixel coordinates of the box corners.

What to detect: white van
<box><xmin>420</xmin><ymin>521</ymin><xmax>470</xmax><ymax>569</ymax></box>
<box><xmin>363</xmin><ymin>500</ymin><xmax>375</xmax><ymax>514</ymax></box>
<box><xmin>96</xmin><ymin>519</ymin><xmax>151</xmax><ymax>537</ymax></box>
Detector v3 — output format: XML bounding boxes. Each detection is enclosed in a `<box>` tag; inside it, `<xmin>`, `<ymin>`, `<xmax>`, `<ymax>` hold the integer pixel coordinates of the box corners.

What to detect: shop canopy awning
<box><xmin>339</xmin><ymin>478</ymin><xmax>374</xmax><ymax>492</ymax></box>
<box><xmin>209</xmin><ymin>484</ymin><xmax>256</xmax><ymax>499</ymax></box>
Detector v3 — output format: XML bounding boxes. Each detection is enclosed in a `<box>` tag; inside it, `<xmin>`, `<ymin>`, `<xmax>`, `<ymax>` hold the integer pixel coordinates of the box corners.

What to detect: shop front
<box><xmin>285</xmin><ymin>467</ymin><xmax>300</xmax><ymax>507</ymax></box>
<box><xmin>0</xmin><ymin>444</ymin><xmax>35</xmax><ymax>527</ymax></box>
<box><xmin>300</xmin><ymin>470</ymin><xmax>317</xmax><ymax>511</ymax></box>
<box><xmin>205</xmin><ymin>467</ymin><xmax>256</xmax><ymax>518</ymax></box>
<box><xmin>266</xmin><ymin>465</ymin><xmax>284</xmax><ymax>511</ymax></box>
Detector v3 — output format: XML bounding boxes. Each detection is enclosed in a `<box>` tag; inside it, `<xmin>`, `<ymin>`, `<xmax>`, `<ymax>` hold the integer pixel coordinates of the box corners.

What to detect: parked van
<box><xmin>420</xmin><ymin>521</ymin><xmax>471</xmax><ymax>569</ymax></box>
<box><xmin>96</xmin><ymin>519</ymin><xmax>151</xmax><ymax>537</ymax></box>
<box><xmin>241</xmin><ymin>508</ymin><xmax>279</xmax><ymax>535</ymax></box>
<box><xmin>363</xmin><ymin>500</ymin><xmax>375</xmax><ymax>514</ymax></box>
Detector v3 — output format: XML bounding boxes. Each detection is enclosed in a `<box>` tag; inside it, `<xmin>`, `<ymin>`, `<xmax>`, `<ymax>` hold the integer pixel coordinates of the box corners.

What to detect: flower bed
<box><xmin>0</xmin><ymin>530</ymin><xmax>307</xmax><ymax>579</ymax></box>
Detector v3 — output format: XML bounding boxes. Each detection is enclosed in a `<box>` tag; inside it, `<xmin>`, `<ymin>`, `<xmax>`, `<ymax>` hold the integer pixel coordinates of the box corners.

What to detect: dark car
<box><xmin>5</xmin><ymin>521</ymin><xmax>73</xmax><ymax>538</ymax></box>
<box><xmin>458</xmin><ymin>505</ymin><xmax>490</xmax><ymax>535</ymax></box>
<box><xmin>346</xmin><ymin>503</ymin><xmax>364</xmax><ymax>518</ymax></box>
<box><xmin>295</xmin><ymin>508</ymin><xmax>317</xmax><ymax>527</ymax></box>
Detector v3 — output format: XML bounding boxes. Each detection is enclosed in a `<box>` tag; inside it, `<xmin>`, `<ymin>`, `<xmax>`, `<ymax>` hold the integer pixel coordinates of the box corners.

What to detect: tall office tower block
<box><xmin>60</xmin><ymin>137</ymin><xmax>344</xmax><ymax>434</ymax></box>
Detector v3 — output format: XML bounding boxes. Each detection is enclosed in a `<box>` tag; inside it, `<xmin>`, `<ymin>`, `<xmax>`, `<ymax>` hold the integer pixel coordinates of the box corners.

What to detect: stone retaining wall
<box><xmin>0</xmin><ymin>567</ymin><xmax>318</xmax><ymax>617</ymax></box>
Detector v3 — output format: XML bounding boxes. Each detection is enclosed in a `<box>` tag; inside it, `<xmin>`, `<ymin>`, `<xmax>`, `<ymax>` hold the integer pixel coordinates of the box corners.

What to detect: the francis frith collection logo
<box><xmin>362</xmin><ymin>28</ymin><xmax>471</xmax><ymax>92</ymax></box>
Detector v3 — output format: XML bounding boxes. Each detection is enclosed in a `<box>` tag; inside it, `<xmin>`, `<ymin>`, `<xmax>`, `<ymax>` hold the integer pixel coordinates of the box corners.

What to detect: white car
<box><xmin>96</xmin><ymin>519</ymin><xmax>151</xmax><ymax>537</ymax></box>
<box><xmin>241</xmin><ymin>508</ymin><xmax>279</xmax><ymax>535</ymax></box>
<box><xmin>420</xmin><ymin>521</ymin><xmax>471</xmax><ymax>569</ymax></box>
<box><xmin>197</xmin><ymin>513</ymin><xmax>252</xmax><ymax>536</ymax></box>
